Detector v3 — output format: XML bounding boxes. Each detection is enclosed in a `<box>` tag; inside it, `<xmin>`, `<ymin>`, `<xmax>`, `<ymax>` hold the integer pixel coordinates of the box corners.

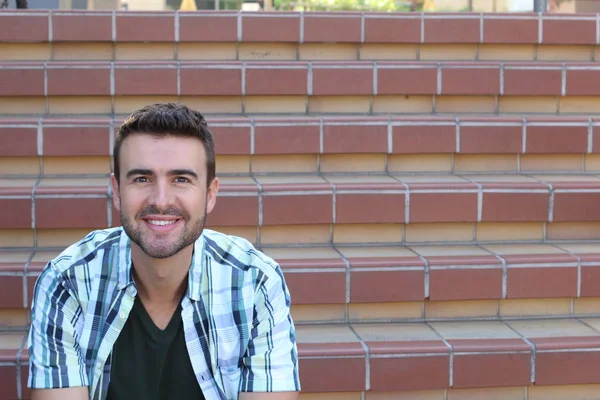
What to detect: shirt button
<box><xmin>119</xmin><ymin>312</ymin><xmax>127</xmax><ymax>319</ymax></box>
<box><xmin>96</xmin><ymin>362</ymin><xmax>102</xmax><ymax>369</ymax></box>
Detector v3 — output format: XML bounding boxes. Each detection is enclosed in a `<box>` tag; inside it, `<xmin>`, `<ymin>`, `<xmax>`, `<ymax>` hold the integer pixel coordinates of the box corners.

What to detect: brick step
<box><xmin>3</xmin><ymin>61</ymin><xmax>600</xmax><ymax>117</ymax></box>
<box><xmin>5</xmin><ymin>318</ymin><xmax>600</xmax><ymax>399</ymax></box>
<box><xmin>2</xmin><ymin>60</ymin><xmax>600</xmax><ymax>98</ymax></box>
<box><xmin>2</xmin><ymin>11</ymin><xmax>600</xmax><ymax>65</ymax></box>
<box><xmin>3</xmin><ymin>242</ymin><xmax>600</xmax><ymax>325</ymax></box>
<box><xmin>3</xmin><ymin>174</ymin><xmax>600</xmax><ymax>231</ymax></box>
<box><xmin>3</xmin><ymin>116</ymin><xmax>600</xmax><ymax>176</ymax></box>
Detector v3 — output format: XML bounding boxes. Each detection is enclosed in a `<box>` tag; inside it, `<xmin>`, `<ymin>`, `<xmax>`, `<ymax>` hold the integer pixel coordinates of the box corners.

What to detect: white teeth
<box><xmin>148</xmin><ymin>220</ymin><xmax>177</xmax><ymax>226</ymax></box>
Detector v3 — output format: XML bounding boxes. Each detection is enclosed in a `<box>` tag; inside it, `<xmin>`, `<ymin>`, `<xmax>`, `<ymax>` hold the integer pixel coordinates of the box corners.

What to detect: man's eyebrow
<box><xmin>126</xmin><ymin>168</ymin><xmax>153</xmax><ymax>178</ymax></box>
<box><xmin>125</xmin><ymin>169</ymin><xmax>199</xmax><ymax>179</ymax></box>
<box><xmin>169</xmin><ymin>169</ymin><xmax>198</xmax><ymax>179</ymax></box>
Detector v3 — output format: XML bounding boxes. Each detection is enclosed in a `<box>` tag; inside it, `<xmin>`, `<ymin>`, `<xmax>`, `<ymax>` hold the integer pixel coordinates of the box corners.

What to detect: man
<box><xmin>27</xmin><ymin>103</ymin><xmax>300</xmax><ymax>400</ymax></box>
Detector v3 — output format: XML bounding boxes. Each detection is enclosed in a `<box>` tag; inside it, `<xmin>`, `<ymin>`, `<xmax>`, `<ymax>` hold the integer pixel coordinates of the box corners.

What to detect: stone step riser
<box><xmin>3</xmin><ymin>183</ymin><xmax>600</xmax><ymax>229</ymax></box>
<box><xmin>5</xmin><ymin>318</ymin><xmax>600</xmax><ymax>399</ymax></box>
<box><xmin>3</xmin><ymin>116</ymin><xmax>600</xmax><ymax>159</ymax></box>
<box><xmin>3</xmin><ymin>61</ymin><xmax>600</xmax><ymax>98</ymax></box>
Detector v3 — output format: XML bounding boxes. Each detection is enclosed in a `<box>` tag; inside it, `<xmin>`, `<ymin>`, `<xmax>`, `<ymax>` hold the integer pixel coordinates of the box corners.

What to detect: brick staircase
<box><xmin>3</xmin><ymin>9</ymin><xmax>600</xmax><ymax>400</ymax></box>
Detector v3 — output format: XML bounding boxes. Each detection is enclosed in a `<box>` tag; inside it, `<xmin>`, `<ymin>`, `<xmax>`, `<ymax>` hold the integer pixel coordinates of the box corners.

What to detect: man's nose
<box><xmin>148</xmin><ymin>180</ymin><xmax>174</xmax><ymax>211</ymax></box>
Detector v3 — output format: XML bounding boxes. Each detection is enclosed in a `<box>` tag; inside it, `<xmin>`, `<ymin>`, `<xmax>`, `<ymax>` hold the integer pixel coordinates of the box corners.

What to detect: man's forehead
<box><xmin>119</xmin><ymin>134</ymin><xmax>206</xmax><ymax>169</ymax></box>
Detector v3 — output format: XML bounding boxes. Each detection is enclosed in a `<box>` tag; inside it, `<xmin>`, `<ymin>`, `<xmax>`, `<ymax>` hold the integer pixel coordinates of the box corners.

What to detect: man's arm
<box><xmin>31</xmin><ymin>387</ymin><xmax>88</xmax><ymax>400</ymax></box>
<box><xmin>239</xmin><ymin>267</ymin><xmax>300</xmax><ymax>395</ymax></box>
<box><xmin>28</xmin><ymin>264</ymin><xmax>89</xmax><ymax>395</ymax></box>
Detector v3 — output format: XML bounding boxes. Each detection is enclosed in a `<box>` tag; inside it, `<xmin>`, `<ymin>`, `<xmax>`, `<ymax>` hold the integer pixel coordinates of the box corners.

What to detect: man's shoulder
<box><xmin>201</xmin><ymin>229</ymin><xmax>279</xmax><ymax>276</ymax></box>
<box><xmin>48</xmin><ymin>227</ymin><xmax>124</xmax><ymax>275</ymax></box>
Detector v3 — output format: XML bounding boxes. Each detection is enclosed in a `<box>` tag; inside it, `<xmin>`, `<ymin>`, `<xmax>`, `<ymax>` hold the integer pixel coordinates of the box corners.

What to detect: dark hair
<box><xmin>113</xmin><ymin>103</ymin><xmax>216</xmax><ymax>187</ymax></box>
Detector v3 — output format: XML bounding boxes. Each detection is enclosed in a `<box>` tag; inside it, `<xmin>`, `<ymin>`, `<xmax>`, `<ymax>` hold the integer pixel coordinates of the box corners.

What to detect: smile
<box><xmin>147</xmin><ymin>219</ymin><xmax>178</xmax><ymax>226</ymax></box>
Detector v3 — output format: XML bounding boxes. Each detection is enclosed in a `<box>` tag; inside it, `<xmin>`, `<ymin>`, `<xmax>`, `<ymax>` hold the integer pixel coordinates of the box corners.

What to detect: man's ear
<box><xmin>110</xmin><ymin>173</ymin><xmax>121</xmax><ymax>212</ymax></box>
<box><xmin>206</xmin><ymin>177</ymin><xmax>220</xmax><ymax>215</ymax></box>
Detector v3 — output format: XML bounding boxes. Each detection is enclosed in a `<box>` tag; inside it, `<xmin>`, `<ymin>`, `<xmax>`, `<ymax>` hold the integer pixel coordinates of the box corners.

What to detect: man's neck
<box><xmin>130</xmin><ymin>244</ymin><xmax>193</xmax><ymax>306</ymax></box>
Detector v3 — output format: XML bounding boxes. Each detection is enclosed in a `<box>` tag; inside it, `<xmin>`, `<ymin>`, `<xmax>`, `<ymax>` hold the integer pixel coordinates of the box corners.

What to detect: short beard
<box><xmin>120</xmin><ymin>205</ymin><xmax>207</xmax><ymax>259</ymax></box>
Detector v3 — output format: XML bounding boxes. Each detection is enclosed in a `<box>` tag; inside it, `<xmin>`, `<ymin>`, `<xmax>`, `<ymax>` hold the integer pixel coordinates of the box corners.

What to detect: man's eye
<box><xmin>175</xmin><ymin>177</ymin><xmax>189</xmax><ymax>183</ymax></box>
<box><xmin>134</xmin><ymin>177</ymin><xmax>148</xmax><ymax>183</ymax></box>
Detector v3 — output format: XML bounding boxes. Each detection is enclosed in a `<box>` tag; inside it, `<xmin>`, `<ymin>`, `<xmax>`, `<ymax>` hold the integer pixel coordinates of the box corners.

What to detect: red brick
<box><xmin>364</xmin><ymin>16</ymin><xmax>421</xmax><ymax>43</ymax></box>
<box><xmin>262</xmin><ymin>194</ymin><xmax>332</xmax><ymax>225</ymax></box>
<box><xmin>424</xmin><ymin>17</ymin><xmax>480</xmax><ymax>43</ymax></box>
<box><xmin>368</xmin><ymin>340</ymin><xmax>448</xmax><ymax>355</ymax></box>
<box><xmin>300</xmin><ymin>342</ymin><xmax>365</xmax><ymax>357</ymax></box>
<box><xmin>245</xmin><ymin>67</ymin><xmax>307</xmax><ymax>95</ymax></box>
<box><xmin>566</xmin><ymin>69</ymin><xmax>600</xmax><ymax>96</ymax></box>
<box><xmin>207</xmin><ymin>196</ymin><xmax>258</xmax><ymax>227</ymax></box>
<box><xmin>313</xmin><ymin>67</ymin><xmax>373</xmax><ymax>95</ymax></box>
<box><xmin>179</xmin><ymin>14</ymin><xmax>238</xmax><ymax>42</ymax></box>
<box><xmin>377</xmin><ymin>66</ymin><xmax>437</xmax><ymax>95</ymax></box>
<box><xmin>242</xmin><ymin>15</ymin><xmax>300</xmax><ymax>42</ymax></box>
<box><xmin>336</xmin><ymin>193</ymin><xmax>405</xmax><ymax>223</ymax></box>
<box><xmin>451</xmin><ymin>338</ymin><xmax>530</xmax><ymax>352</ymax></box>
<box><xmin>35</xmin><ymin>183</ymin><xmax>107</xmax><ymax>196</ymax></box>
<box><xmin>533</xmin><ymin>336</ymin><xmax>600</xmax><ymax>351</ymax></box>
<box><xmin>0</xmin><ymin>199</ymin><xmax>32</xmax><ymax>229</ymax></box>
<box><xmin>286</xmin><ymin>271</ymin><xmax>346</xmax><ymax>304</ymax></box>
<box><xmin>483</xmin><ymin>18</ymin><xmax>538</xmax><ymax>44</ymax></box>
<box><xmin>0</xmin><ymin>275</ymin><xmax>23</xmax><ymax>309</ymax></box>
<box><xmin>0</xmin><ymin>365</ymin><xmax>18</xmax><ymax>400</ymax></box>
<box><xmin>52</xmin><ymin>14</ymin><xmax>112</xmax><ymax>42</ymax></box>
<box><xmin>0</xmin><ymin>68</ymin><xmax>44</xmax><ymax>96</ymax></box>
<box><xmin>115</xmin><ymin>66</ymin><xmax>178</xmax><ymax>95</ymax></box>
<box><xmin>299</xmin><ymin>357</ymin><xmax>365</xmax><ymax>392</ymax></box>
<box><xmin>47</xmin><ymin>67</ymin><xmax>111</xmax><ymax>96</ymax></box>
<box><xmin>507</xmin><ymin>267</ymin><xmax>577</xmax><ymax>298</ymax></box>
<box><xmin>410</xmin><ymin>192</ymin><xmax>478</xmax><ymax>223</ymax></box>
<box><xmin>526</xmin><ymin>125</ymin><xmax>588</xmax><ymax>153</ymax></box>
<box><xmin>503</xmin><ymin>254</ymin><xmax>576</xmax><ymax>265</ymax></box>
<box><xmin>594</xmin><ymin>123</ymin><xmax>600</xmax><ymax>153</ymax></box>
<box><xmin>536</xmin><ymin>351</ymin><xmax>600</xmax><ymax>385</ymax></box>
<box><xmin>543</xmin><ymin>18</ymin><xmax>596</xmax><ymax>45</ymax></box>
<box><xmin>254</xmin><ymin>125</ymin><xmax>320</xmax><ymax>155</ymax></box>
<box><xmin>430</xmin><ymin>268</ymin><xmax>502</xmax><ymax>301</ymax></box>
<box><xmin>453</xmin><ymin>353</ymin><xmax>531</xmax><ymax>388</ymax></box>
<box><xmin>180</xmin><ymin>66</ymin><xmax>241</xmax><ymax>96</ymax></box>
<box><xmin>0</xmin><ymin>127</ymin><xmax>37</xmax><ymax>157</ymax></box>
<box><xmin>554</xmin><ymin>193</ymin><xmax>600</xmax><ymax>222</ymax></box>
<box><xmin>370</xmin><ymin>355</ymin><xmax>450</xmax><ymax>391</ymax></box>
<box><xmin>503</xmin><ymin>68</ymin><xmax>562</xmax><ymax>96</ymax></box>
<box><xmin>43</xmin><ymin>126</ymin><xmax>109</xmax><ymax>157</ymax></box>
<box><xmin>0</xmin><ymin>15</ymin><xmax>48</xmax><ymax>42</ymax></box>
<box><xmin>323</xmin><ymin>124</ymin><xmax>387</xmax><ymax>153</ymax></box>
<box><xmin>392</xmin><ymin>124</ymin><xmax>455</xmax><ymax>154</ymax></box>
<box><xmin>303</xmin><ymin>14</ymin><xmax>361</xmax><ymax>43</ymax></box>
<box><xmin>442</xmin><ymin>67</ymin><xmax>500</xmax><ymax>95</ymax></box>
<box><xmin>581</xmin><ymin>265</ymin><xmax>600</xmax><ymax>297</ymax></box>
<box><xmin>35</xmin><ymin>198</ymin><xmax>108</xmax><ymax>229</ymax></box>
<box><xmin>209</xmin><ymin>126</ymin><xmax>251</xmax><ymax>155</ymax></box>
<box><xmin>351</xmin><ymin>270</ymin><xmax>424</xmax><ymax>302</ymax></box>
<box><xmin>482</xmin><ymin>193</ymin><xmax>549</xmax><ymax>222</ymax></box>
<box><xmin>20</xmin><ymin>365</ymin><xmax>29</xmax><ymax>400</ymax></box>
<box><xmin>460</xmin><ymin>125</ymin><xmax>522</xmax><ymax>154</ymax></box>
<box><xmin>116</xmin><ymin>14</ymin><xmax>175</xmax><ymax>42</ymax></box>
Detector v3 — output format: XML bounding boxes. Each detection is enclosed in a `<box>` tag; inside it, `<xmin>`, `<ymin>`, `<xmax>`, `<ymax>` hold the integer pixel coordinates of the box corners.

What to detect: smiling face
<box><xmin>111</xmin><ymin>133</ymin><xmax>219</xmax><ymax>259</ymax></box>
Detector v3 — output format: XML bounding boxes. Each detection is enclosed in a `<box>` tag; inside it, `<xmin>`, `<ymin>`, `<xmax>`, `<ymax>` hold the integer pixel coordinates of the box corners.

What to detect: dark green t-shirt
<box><xmin>106</xmin><ymin>295</ymin><xmax>205</xmax><ymax>400</ymax></box>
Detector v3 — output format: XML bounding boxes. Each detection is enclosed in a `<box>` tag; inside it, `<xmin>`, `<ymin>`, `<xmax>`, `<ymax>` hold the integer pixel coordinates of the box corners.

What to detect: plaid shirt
<box><xmin>28</xmin><ymin>227</ymin><xmax>300</xmax><ymax>400</ymax></box>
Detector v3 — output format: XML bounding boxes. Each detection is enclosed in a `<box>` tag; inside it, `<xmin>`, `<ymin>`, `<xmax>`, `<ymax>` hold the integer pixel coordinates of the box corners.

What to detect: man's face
<box><xmin>111</xmin><ymin>133</ymin><xmax>219</xmax><ymax>259</ymax></box>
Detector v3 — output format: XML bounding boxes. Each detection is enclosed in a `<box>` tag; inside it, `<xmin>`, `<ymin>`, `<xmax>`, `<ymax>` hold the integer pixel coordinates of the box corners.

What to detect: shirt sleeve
<box><xmin>239</xmin><ymin>265</ymin><xmax>301</xmax><ymax>393</ymax></box>
<box><xmin>27</xmin><ymin>263</ymin><xmax>89</xmax><ymax>389</ymax></box>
